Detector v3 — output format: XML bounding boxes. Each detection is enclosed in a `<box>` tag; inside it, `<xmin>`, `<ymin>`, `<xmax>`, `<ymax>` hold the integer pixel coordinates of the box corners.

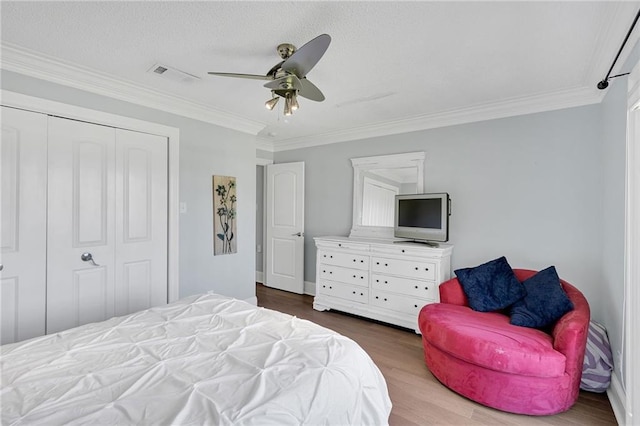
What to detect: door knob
<box><xmin>291</xmin><ymin>232</ymin><xmax>304</xmax><ymax>237</ymax></box>
<box><xmin>81</xmin><ymin>252</ymin><xmax>100</xmax><ymax>266</ymax></box>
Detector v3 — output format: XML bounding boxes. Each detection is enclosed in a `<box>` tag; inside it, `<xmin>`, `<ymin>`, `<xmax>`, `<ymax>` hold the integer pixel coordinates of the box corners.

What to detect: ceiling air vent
<box><xmin>153</xmin><ymin>66</ymin><xmax>168</xmax><ymax>75</ymax></box>
<box><xmin>147</xmin><ymin>63</ymin><xmax>200</xmax><ymax>83</ymax></box>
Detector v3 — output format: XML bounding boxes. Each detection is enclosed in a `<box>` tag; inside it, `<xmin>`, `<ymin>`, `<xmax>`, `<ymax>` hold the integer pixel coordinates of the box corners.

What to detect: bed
<box><xmin>1</xmin><ymin>293</ymin><xmax>392</xmax><ymax>425</ymax></box>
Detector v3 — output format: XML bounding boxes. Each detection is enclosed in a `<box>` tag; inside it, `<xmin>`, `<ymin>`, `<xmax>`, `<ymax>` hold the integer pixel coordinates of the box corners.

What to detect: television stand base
<box><xmin>394</xmin><ymin>240</ymin><xmax>440</xmax><ymax>248</ymax></box>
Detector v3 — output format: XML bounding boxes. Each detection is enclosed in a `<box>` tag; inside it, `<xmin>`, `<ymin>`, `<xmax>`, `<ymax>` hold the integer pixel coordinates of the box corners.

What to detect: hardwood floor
<box><xmin>256</xmin><ymin>284</ymin><xmax>616</xmax><ymax>426</ymax></box>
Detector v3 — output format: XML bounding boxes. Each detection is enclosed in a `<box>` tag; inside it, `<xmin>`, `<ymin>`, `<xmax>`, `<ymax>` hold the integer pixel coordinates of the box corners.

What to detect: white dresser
<box><xmin>313</xmin><ymin>236</ymin><xmax>453</xmax><ymax>332</ymax></box>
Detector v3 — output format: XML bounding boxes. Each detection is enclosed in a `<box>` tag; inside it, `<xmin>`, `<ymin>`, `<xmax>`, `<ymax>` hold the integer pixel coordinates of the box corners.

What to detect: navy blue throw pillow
<box><xmin>454</xmin><ymin>256</ymin><xmax>525</xmax><ymax>312</ymax></box>
<box><xmin>510</xmin><ymin>266</ymin><xmax>574</xmax><ymax>328</ymax></box>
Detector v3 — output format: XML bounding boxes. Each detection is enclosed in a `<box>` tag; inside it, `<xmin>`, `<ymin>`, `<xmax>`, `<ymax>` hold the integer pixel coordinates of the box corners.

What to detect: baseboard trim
<box><xmin>607</xmin><ymin>372</ymin><xmax>626</xmax><ymax>425</ymax></box>
<box><xmin>304</xmin><ymin>281</ymin><xmax>316</xmax><ymax>296</ymax></box>
<box><xmin>255</xmin><ymin>275</ymin><xmax>314</xmax><ymax>296</ymax></box>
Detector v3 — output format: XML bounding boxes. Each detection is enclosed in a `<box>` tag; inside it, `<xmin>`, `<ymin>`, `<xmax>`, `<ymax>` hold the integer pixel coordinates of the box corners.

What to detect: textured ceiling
<box><xmin>1</xmin><ymin>1</ymin><xmax>639</xmax><ymax>151</ymax></box>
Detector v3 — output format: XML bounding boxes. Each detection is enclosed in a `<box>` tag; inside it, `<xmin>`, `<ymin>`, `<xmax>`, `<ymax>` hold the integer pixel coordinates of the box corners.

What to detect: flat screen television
<box><xmin>394</xmin><ymin>192</ymin><xmax>451</xmax><ymax>244</ymax></box>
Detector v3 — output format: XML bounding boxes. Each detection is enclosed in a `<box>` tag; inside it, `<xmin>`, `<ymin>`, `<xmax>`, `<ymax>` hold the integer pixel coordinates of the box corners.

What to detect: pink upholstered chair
<box><xmin>418</xmin><ymin>269</ymin><xmax>590</xmax><ymax>415</ymax></box>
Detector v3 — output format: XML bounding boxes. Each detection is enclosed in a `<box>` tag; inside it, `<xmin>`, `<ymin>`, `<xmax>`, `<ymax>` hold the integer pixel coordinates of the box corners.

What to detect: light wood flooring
<box><xmin>256</xmin><ymin>283</ymin><xmax>616</xmax><ymax>426</ymax></box>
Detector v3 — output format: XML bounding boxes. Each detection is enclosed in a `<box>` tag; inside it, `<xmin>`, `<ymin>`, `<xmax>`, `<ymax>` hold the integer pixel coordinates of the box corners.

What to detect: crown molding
<box><xmin>1</xmin><ymin>35</ymin><xmax>620</xmax><ymax>154</ymax></box>
<box><xmin>263</xmin><ymin>85</ymin><xmax>603</xmax><ymax>152</ymax></box>
<box><xmin>255</xmin><ymin>139</ymin><xmax>275</xmax><ymax>152</ymax></box>
<box><xmin>0</xmin><ymin>42</ymin><xmax>265</xmax><ymax>136</ymax></box>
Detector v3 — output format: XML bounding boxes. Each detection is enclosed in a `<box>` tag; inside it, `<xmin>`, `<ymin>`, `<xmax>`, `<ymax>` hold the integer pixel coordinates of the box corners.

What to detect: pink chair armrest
<box><xmin>439</xmin><ymin>277</ymin><xmax>469</xmax><ymax>306</ymax></box>
<box><xmin>552</xmin><ymin>281</ymin><xmax>590</xmax><ymax>379</ymax></box>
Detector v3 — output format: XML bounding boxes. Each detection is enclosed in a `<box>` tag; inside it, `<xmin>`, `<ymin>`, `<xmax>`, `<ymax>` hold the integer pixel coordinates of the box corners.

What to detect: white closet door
<box><xmin>0</xmin><ymin>107</ymin><xmax>47</xmax><ymax>344</ymax></box>
<box><xmin>46</xmin><ymin>118</ymin><xmax>169</xmax><ymax>333</ymax></box>
<box><xmin>46</xmin><ymin>117</ymin><xmax>117</xmax><ymax>333</ymax></box>
<box><xmin>114</xmin><ymin>129</ymin><xmax>168</xmax><ymax>316</ymax></box>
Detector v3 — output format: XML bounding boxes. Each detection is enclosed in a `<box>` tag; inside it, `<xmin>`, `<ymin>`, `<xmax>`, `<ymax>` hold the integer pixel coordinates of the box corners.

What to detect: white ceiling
<box><xmin>1</xmin><ymin>1</ymin><xmax>639</xmax><ymax>151</ymax></box>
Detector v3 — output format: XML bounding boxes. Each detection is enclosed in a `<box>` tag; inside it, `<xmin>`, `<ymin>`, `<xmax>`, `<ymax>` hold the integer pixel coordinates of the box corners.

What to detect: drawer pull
<box><xmin>384</xmin><ymin>281</ymin><xmax>388</xmax><ymax>284</ymax></box>
<box><xmin>353</xmin><ymin>259</ymin><xmax>356</xmax><ymax>262</ymax></box>
<box><xmin>329</xmin><ymin>286</ymin><xmax>333</xmax><ymax>289</ymax></box>
<box><xmin>415</xmin><ymin>285</ymin><xmax>418</xmax><ymax>289</ymax></box>
<box><xmin>402</xmin><ymin>249</ymin><xmax>405</xmax><ymax>253</ymax></box>
<box><xmin>375</xmin><ymin>296</ymin><xmax>379</xmax><ymax>299</ymax></box>
<box><xmin>360</xmin><ymin>293</ymin><xmax>364</xmax><ymax>296</ymax></box>
<box><xmin>425</xmin><ymin>267</ymin><xmax>429</xmax><ymax>271</ymax></box>
<box><xmin>384</xmin><ymin>298</ymin><xmax>388</xmax><ymax>301</ymax></box>
<box><xmin>376</xmin><ymin>279</ymin><xmax>379</xmax><ymax>282</ymax></box>
<box><xmin>322</xmin><ymin>285</ymin><xmax>326</xmax><ymax>288</ymax></box>
<box><xmin>323</xmin><ymin>254</ymin><xmax>326</xmax><ymax>258</ymax></box>
<box><xmin>353</xmin><ymin>291</ymin><xmax>356</xmax><ymax>294</ymax></box>
<box><xmin>385</xmin><ymin>263</ymin><xmax>388</xmax><ymax>266</ymax></box>
<box><xmin>361</xmin><ymin>276</ymin><xmax>364</xmax><ymax>279</ymax></box>
<box><xmin>360</xmin><ymin>260</ymin><xmax>364</xmax><ymax>263</ymax></box>
<box><xmin>376</xmin><ymin>262</ymin><xmax>380</xmax><ymax>265</ymax></box>
<box><xmin>425</xmin><ymin>286</ymin><xmax>429</xmax><ymax>290</ymax></box>
<box><xmin>415</xmin><ymin>267</ymin><xmax>418</xmax><ymax>270</ymax></box>
<box><xmin>329</xmin><ymin>271</ymin><xmax>333</xmax><ymax>274</ymax></box>
<box><xmin>330</xmin><ymin>255</ymin><xmax>333</xmax><ymax>258</ymax></box>
<box><xmin>338</xmin><ymin>244</ymin><xmax>342</xmax><ymax>247</ymax></box>
<box><xmin>414</xmin><ymin>304</ymin><xmax>418</xmax><ymax>308</ymax></box>
<box><xmin>353</xmin><ymin>274</ymin><xmax>356</xmax><ymax>278</ymax></box>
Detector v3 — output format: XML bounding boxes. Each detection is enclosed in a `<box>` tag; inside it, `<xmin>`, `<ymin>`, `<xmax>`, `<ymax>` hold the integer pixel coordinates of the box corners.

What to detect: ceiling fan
<box><xmin>208</xmin><ymin>34</ymin><xmax>331</xmax><ymax>116</ymax></box>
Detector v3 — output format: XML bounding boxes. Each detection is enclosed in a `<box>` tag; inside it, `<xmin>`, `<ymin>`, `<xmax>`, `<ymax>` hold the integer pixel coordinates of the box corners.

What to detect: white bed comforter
<box><xmin>1</xmin><ymin>293</ymin><xmax>392</xmax><ymax>425</ymax></box>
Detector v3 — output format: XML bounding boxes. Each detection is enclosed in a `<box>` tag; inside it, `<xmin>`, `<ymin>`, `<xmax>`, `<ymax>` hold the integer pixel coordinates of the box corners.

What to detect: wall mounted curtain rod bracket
<box><xmin>597</xmin><ymin>8</ymin><xmax>640</xmax><ymax>90</ymax></box>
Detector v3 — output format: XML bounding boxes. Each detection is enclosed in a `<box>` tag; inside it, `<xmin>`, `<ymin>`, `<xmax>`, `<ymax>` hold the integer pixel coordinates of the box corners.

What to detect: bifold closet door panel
<box><xmin>0</xmin><ymin>107</ymin><xmax>47</xmax><ymax>344</ymax></box>
<box><xmin>114</xmin><ymin>129</ymin><xmax>168</xmax><ymax>316</ymax></box>
<box><xmin>46</xmin><ymin>117</ymin><xmax>117</xmax><ymax>334</ymax></box>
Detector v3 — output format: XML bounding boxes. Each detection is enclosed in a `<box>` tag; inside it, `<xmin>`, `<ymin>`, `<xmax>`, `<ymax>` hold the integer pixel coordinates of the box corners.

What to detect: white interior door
<box><xmin>114</xmin><ymin>129</ymin><xmax>168</xmax><ymax>316</ymax></box>
<box><xmin>0</xmin><ymin>107</ymin><xmax>47</xmax><ymax>344</ymax></box>
<box><xmin>46</xmin><ymin>117</ymin><xmax>117</xmax><ymax>333</ymax></box>
<box><xmin>265</xmin><ymin>162</ymin><xmax>305</xmax><ymax>294</ymax></box>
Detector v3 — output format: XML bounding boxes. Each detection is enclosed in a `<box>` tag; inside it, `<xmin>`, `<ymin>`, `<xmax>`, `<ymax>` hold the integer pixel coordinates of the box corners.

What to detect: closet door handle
<box><xmin>81</xmin><ymin>252</ymin><xmax>100</xmax><ymax>266</ymax></box>
<box><xmin>0</xmin><ymin>264</ymin><xmax>3</xmax><ymax>271</ymax></box>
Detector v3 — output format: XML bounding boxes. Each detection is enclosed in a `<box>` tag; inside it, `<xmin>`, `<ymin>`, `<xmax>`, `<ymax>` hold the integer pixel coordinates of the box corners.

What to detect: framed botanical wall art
<box><xmin>213</xmin><ymin>175</ymin><xmax>237</xmax><ymax>255</ymax></box>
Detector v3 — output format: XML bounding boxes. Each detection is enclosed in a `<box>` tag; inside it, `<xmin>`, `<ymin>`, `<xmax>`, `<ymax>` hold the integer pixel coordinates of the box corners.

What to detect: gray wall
<box><xmin>2</xmin><ymin>70</ymin><xmax>257</xmax><ymax>301</ymax></box>
<box><xmin>600</xmin><ymin>75</ymin><xmax>629</xmax><ymax>390</ymax></box>
<box><xmin>257</xmin><ymin>149</ymin><xmax>274</xmax><ymax>161</ymax></box>
<box><xmin>599</xmin><ymin>38</ymin><xmax>640</xmax><ymax>391</ymax></box>
<box><xmin>274</xmin><ymin>105</ymin><xmax>606</xmax><ymax>317</ymax></box>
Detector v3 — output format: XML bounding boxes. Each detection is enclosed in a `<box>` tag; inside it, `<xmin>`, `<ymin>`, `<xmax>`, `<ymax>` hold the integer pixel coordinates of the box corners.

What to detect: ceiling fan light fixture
<box><xmin>209</xmin><ymin>34</ymin><xmax>330</xmax><ymax>115</ymax></box>
<box><xmin>265</xmin><ymin>95</ymin><xmax>279</xmax><ymax>110</ymax></box>
<box><xmin>284</xmin><ymin>100</ymin><xmax>293</xmax><ymax>116</ymax></box>
<box><xmin>291</xmin><ymin>91</ymin><xmax>299</xmax><ymax>111</ymax></box>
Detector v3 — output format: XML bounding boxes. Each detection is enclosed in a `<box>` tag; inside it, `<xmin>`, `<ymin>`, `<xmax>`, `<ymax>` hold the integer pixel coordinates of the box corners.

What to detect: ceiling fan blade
<box><xmin>298</xmin><ymin>78</ymin><xmax>325</xmax><ymax>102</ymax></box>
<box><xmin>281</xmin><ymin>34</ymin><xmax>331</xmax><ymax>78</ymax></box>
<box><xmin>263</xmin><ymin>74</ymin><xmax>303</xmax><ymax>91</ymax></box>
<box><xmin>208</xmin><ymin>72</ymin><xmax>272</xmax><ymax>81</ymax></box>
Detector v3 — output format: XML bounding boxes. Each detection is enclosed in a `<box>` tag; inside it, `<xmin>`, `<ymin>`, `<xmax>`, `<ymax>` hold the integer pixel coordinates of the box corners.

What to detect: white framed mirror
<box><xmin>350</xmin><ymin>151</ymin><xmax>425</xmax><ymax>239</ymax></box>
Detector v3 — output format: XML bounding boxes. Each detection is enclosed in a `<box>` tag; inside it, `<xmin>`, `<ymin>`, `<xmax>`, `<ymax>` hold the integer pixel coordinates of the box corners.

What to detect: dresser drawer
<box><xmin>371</xmin><ymin>290</ymin><xmax>431</xmax><ymax>316</ymax></box>
<box><xmin>318</xmin><ymin>281</ymin><xmax>369</xmax><ymax>304</ymax></box>
<box><xmin>371</xmin><ymin>274</ymin><xmax>437</xmax><ymax>300</ymax></box>
<box><xmin>318</xmin><ymin>250</ymin><xmax>369</xmax><ymax>270</ymax></box>
<box><xmin>370</xmin><ymin>244</ymin><xmax>432</xmax><ymax>257</ymax></box>
<box><xmin>371</xmin><ymin>257</ymin><xmax>436</xmax><ymax>280</ymax></box>
<box><xmin>318</xmin><ymin>264</ymin><xmax>369</xmax><ymax>287</ymax></box>
<box><xmin>315</xmin><ymin>239</ymin><xmax>369</xmax><ymax>252</ymax></box>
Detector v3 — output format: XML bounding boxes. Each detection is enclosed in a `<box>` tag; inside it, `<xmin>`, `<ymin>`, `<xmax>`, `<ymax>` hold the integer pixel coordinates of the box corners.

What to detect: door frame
<box><xmin>256</xmin><ymin>157</ymin><xmax>273</xmax><ymax>285</ymax></box>
<box><xmin>624</xmin><ymin>58</ymin><xmax>640</xmax><ymax>425</ymax></box>
<box><xmin>1</xmin><ymin>90</ymin><xmax>180</xmax><ymax>302</ymax></box>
